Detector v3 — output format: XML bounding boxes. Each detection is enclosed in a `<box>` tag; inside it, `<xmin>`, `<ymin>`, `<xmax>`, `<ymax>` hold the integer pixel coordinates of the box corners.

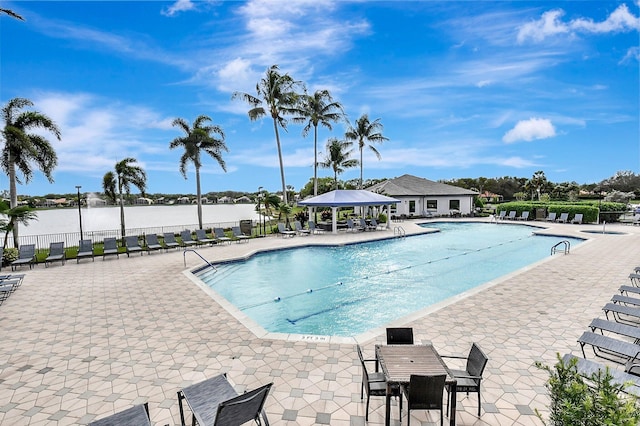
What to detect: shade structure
<box><xmin>298</xmin><ymin>190</ymin><xmax>399</xmax><ymax>233</ymax></box>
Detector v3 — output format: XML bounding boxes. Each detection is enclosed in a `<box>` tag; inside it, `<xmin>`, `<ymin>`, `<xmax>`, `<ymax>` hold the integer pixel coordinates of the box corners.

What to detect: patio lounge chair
<box><xmin>561</xmin><ymin>354</ymin><xmax>640</xmax><ymax>397</ymax></box>
<box><xmin>44</xmin><ymin>242</ymin><xmax>66</xmax><ymax>267</ymax></box>
<box><xmin>603</xmin><ymin>303</ymin><xmax>640</xmax><ymax>325</ymax></box>
<box><xmin>125</xmin><ymin>236</ymin><xmax>144</xmax><ymax>257</ymax></box>
<box><xmin>308</xmin><ymin>220</ymin><xmax>323</xmax><ymax>234</ymax></box>
<box><xmin>497</xmin><ymin>210</ymin><xmax>506</xmax><ymax>220</ymax></box>
<box><xmin>76</xmin><ymin>239</ymin><xmax>94</xmax><ymax>263</ymax></box>
<box><xmin>386</xmin><ymin>327</ymin><xmax>414</xmax><ymax>345</ymax></box>
<box><xmin>89</xmin><ymin>402</ymin><xmax>151</xmax><ymax>426</ymax></box>
<box><xmin>231</xmin><ymin>226</ymin><xmax>250</xmax><ymax>243</ymax></box>
<box><xmin>506</xmin><ymin>211</ymin><xmax>516</xmax><ymax>220</ymax></box>
<box><xmin>370</xmin><ymin>218</ymin><xmax>384</xmax><ymax>230</ymax></box>
<box><xmin>578</xmin><ymin>331</ymin><xmax>640</xmax><ymax>364</ymax></box>
<box><xmin>346</xmin><ymin>218</ymin><xmax>363</xmax><ymax>232</ymax></box>
<box><xmin>277</xmin><ymin>222</ymin><xmax>295</xmax><ymax>238</ymax></box>
<box><xmin>571</xmin><ymin>213</ymin><xmax>583</xmax><ymax>224</ymax></box>
<box><xmin>630</xmin><ymin>273</ymin><xmax>640</xmax><ymax>286</ymax></box>
<box><xmin>516</xmin><ymin>211</ymin><xmax>529</xmax><ymax>221</ymax></box>
<box><xmin>442</xmin><ymin>342</ymin><xmax>488</xmax><ymax>416</ymax></box>
<box><xmin>195</xmin><ymin>229</ymin><xmax>216</xmax><ymax>246</ymax></box>
<box><xmin>612</xmin><ymin>294</ymin><xmax>640</xmax><ymax>307</ymax></box>
<box><xmin>546</xmin><ymin>212</ymin><xmax>557</xmax><ymax>222</ymax></box>
<box><xmin>102</xmin><ymin>237</ymin><xmax>119</xmax><ymax>259</ymax></box>
<box><xmin>294</xmin><ymin>220</ymin><xmax>310</xmax><ymax>236</ymax></box>
<box><xmin>401</xmin><ymin>374</ymin><xmax>447</xmax><ymax>426</ymax></box>
<box><xmin>162</xmin><ymin>232</ymin><xmax>180</xmax><ymax>250</ymax></box>
<box><xmin>11</xmin><ymin>244</ymin><xmax>36</xmax><ymax>270</ymax></box>
<box><xmin>213</xmin><ymin>227</ymin><xmax>232</xmax><ymax>245</ymax></box>
<box><xmin>557</xmin><ymin>212</ymin><xmax>569</xmax><ymax>223</ymax></box>
<box><xmin>589</xmin><ymin>318</ymin><xmax>640</xmax><ymax>343</ymax></box>
<box><xmin>180</xmin><ymin>230</ymin><xmax>198</xmax><ymax>248</ymax></box>
<box><xmin>144</xmin><ymin>233</ymin><xmax>165</xmax><ymax>253</ymax></box>
<box><xmin>356</xmin><ymin>345</ymin><xmax>400</xmax><ymax>421</ymax></box>
<box><xmin>177</xmin><ymin>374</ymin><xmax>272</xmax><ymax>426</ymax></box>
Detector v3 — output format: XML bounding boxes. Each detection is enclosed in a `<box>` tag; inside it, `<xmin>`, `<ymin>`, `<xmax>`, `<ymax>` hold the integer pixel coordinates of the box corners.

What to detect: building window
<box><xmin>409</xmin><ymin>200</ymin><xmax>416</xmax><ymax>213</ymax></box>
<box><xmin>427</xmin><ymin>200</ymin><xmax>437</xmax><ymax>210</ymax></box>
<box><xmin>449</xmin><ymin>200</ymin><xmax>460</xmax><ymax>210</ymax></box>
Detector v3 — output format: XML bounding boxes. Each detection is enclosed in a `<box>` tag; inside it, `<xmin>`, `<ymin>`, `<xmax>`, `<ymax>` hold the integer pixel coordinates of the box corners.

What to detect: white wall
<box><xmin>392</xmin><ymin>195</ymin><xmax>474</xmax><ymax>216</ymax></box>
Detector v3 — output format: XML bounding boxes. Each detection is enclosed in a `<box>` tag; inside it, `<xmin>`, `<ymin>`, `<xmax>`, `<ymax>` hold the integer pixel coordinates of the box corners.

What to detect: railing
<box><xmin>183</xmin><ymin>249</ymin><xmax>217</xmax><ymax>272</ymax></box>
<box><xmin>393</xmin><ymin>226</ymin><xmax>406</xmax><ymax>237</ymax></box>
<box><xmin>551</xmin><ymin>240</ymin><xmax>570</xmax><ymax>255</ymax></box>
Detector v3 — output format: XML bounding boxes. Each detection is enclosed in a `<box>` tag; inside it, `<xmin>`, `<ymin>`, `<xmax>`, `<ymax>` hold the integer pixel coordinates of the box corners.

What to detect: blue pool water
<box><xmin>198</xmin><ymin>222</ymin><xmax>583</xmax><ymax>337</ymax></box>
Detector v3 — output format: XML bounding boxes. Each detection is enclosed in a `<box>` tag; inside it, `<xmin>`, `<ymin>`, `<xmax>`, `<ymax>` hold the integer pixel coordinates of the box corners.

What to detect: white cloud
<box><xmin>503</xmin><ymin>118</ymin><xmax>557</xmax><ymax>143</ymax></box>
<box><xmin>620</xmin><ymin>46</ymin><xmax>640</xmax><ymax>63</ymax></box>
<box><xmin>162</xmin><ymin>0</ymin><xmax>196</xmax><ymax>17</ymax></box>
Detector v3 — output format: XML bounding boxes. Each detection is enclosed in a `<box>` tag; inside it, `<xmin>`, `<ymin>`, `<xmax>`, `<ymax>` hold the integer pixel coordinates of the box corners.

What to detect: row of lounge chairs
<box><xmin>277</xmin><ymin>220</ymin><xmax>321</xmax><ymax>237</ymax></box>
<box><xmin>0</xmin><ymin>273</ymin><xmax>25</xmax><ymax>307</ymax></box>
<box><xmin>497</xmin><ymin>210</ymin><xmax>584</xmax><ymax>224</ymax></box>
<box><xmin>567</xmin><ymin>267</ymin><xmax>640</xmax><ymax>395</ymax></box>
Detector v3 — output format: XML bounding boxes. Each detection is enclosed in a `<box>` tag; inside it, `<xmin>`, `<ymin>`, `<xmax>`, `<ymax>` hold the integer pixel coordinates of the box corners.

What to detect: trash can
<box><xmin>536</xmin><ymin>208</ymin><xmax>547</xmax><ymax>220</ymax></box>
<box><xmin>239</xmin><ymin>219</ymin><xmax>253</xmax><ymax>235</ymax></box>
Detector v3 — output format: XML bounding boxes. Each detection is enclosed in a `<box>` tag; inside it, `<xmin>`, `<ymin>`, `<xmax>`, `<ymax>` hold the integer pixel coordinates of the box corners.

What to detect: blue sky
<box><xmin>1</xmin><ymin>1</ymin><xmax>639</xmax><ymax>196</ymax></box>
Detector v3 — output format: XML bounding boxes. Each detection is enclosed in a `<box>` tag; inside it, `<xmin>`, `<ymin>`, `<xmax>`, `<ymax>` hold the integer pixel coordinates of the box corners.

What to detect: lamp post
<box><xmin>76</xmin><ymin>185</ymin><xmax>84</xmax><ymax>240</ymax></box>
<box><xmin>258</xmin><ymin>186</ymin><xmax>263</xmax><ymax>236</ymax></box>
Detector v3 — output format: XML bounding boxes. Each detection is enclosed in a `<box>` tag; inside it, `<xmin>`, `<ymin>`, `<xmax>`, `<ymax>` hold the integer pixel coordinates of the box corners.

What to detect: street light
<box><xmin>258</xmin><ymin>186</ymin><xmax>263</xmax><ymax>236</ymax></box>
<box><xmin>75</xmin><ymin>185</ymin><xmax>83</xmax><ymax>240</ymax></box>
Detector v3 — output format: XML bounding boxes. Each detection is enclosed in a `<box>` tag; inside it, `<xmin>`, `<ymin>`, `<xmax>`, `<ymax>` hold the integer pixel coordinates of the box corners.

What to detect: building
<box><xmin>367</xmin><ymin>174</ymin><xmax>478</xmax><ymax>217</ymax></box>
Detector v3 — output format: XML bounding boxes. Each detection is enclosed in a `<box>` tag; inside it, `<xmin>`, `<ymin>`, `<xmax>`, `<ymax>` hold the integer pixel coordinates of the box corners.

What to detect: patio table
<box><xmin>376</xmin><ymin>344</ymin><xmax>457</xmax><ymax>426</ymax></box>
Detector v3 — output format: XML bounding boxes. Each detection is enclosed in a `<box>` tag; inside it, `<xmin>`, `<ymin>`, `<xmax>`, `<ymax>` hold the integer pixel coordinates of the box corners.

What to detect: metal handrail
<box><xmin>551</xmin><ymin>240</ymin><xmax>570</xmax><ymax>255</ymax></box>
<box><xmin>393</xmin><ymin>226</ymin><xmax>406</xmax><ymax>237</ymax></box>
<box><xmin>183</xmin><ymin>249</ymin><xmax>217</xmax><ymax>271</ymax></box>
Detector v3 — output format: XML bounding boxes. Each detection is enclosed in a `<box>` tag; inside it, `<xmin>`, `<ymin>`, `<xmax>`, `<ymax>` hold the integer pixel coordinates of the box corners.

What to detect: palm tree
<box><xmin>344</xmin><ymin>114</ymin><xmax>389</xmax><ymax>189</ymax></box>
<box><xmin>102</xmin><ymin>158</ymin><xmax>147</xmax><ymax>238</ymax></box>
<box><xmin>0</xmin><ymin>8</ymin><xmax>24</xmax><ymax>20</ymax></box>
<box><xmin>0</xmin><ymin>200</ymin><xmax>37</xmax><ymax>250</ymax></box>
<box><xmin>232</xmin><ymin>65</ymin><xmax>303</xmax><ymax>204</ymax></box>
<box><xmin>319</xmin><ymin>138</ymin><xmax>359</xmax><ymax>190</ymax></box>
<box><xmin>1</xmin><ymin>97</ymin><xmax>61</xmax><ymax>246</ymax></box>
<box><xmin>292</xmin><ymin>90</ymin><xmax>345</xmax><ymax>196</ymax></box>
<box><xmin>169</xmin><ymin>115</ymin><xmax>228</xmax><ymax>229</ymax></box>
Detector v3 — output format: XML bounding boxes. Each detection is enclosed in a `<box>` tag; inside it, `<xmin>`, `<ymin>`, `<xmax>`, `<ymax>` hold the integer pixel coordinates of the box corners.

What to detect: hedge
<box><xmin>496</xmin><ymin>202</ymin><xmax>603</xmax><ymax>223</ymax></box>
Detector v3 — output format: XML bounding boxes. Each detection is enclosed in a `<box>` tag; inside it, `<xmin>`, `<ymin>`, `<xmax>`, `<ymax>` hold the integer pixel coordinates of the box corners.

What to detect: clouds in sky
<box><xmin>503</xmin><ymin>118</ymin><xmax>557</xmax><ymax>143</ymax></box>
<box><xmin>161</xmin><ymin>0</ymin><xmax>196</xmax><ymax>17</ymax></box>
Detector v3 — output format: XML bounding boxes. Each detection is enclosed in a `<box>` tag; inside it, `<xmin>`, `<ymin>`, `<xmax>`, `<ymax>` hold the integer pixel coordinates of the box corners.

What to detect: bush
<box><xmin>378</xmin><ymin>213</ymin><xmax>387</xmax><ymax>223</ymax></box>
<box><xmin>497</xmin><ymin>201</ymin><xmax>600</xmax><ymax>223</ymax></box>
<box><xmin>535</xmin><ymin>354</ymin><xmax>640</xmax><ymax>426</ymax></box>
<box><xmin>321</xmin><ymin>210</ymin><xmax>332</xmax><ymax>221</ymax></box>
<box><xmin>2</xmin><ymin>247</ymin><xmax>18</xmax><ymax>265</ymax></box>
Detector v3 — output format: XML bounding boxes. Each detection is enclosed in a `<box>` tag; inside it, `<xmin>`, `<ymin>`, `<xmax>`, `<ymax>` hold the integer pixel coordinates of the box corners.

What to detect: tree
<box><xmin>292</xmin><ymin>89</ymin><xmax>345</xmax><ymax>196</ymax></box>
<box><xmin>0</xmin><ymin>8</ymin><xmax>24</xmax><ymax>20</ymax></box>
<box><xmin>344</xmin><ymin>114</ymin><xmax>388</xmax><ymax>189</ymax></box>
<box><xmin>102</xmin><ymin>158</ymin><xmax>146</xmax><ymax>238</ymax></box>
<box><xmin>1</xmin><ymin>97</ymin><xmax>60</xmax><ymax>246</ymax></box>
<box><xmin>232</xmin><ymin>65</ymin><xmax>303</xmax><ymax>204</ymax></box>
<box><xmin>0</xmin><ymin>200</ymin><xmax>37</xmax><ymax>250</ymax></box>
<box><xmin>529</xmin><ymin>170</ymin><xmax>549</xmax><ymax>201</ymax></box>
<box><xmin>318</xmin><ymin>138</ymin><xmax>359</xmax><ymax>190</ymax></box>
<box><xmin>169</xmin><ymin>115</ymin><xmax>228</xmax><ymax>229</ymax></box>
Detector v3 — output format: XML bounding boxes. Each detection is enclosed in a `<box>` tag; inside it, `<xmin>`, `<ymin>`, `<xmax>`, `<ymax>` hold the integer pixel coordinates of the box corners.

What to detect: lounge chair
<box><xmin>180</xmin><ymin>230</ymin><xmax>198</xmax><ymax>248</ymax></box>
<box><xmin>619</xmin><ymin>285</ymin><xmax>640</xmax><ymax>298</ymax></box>
<box><xmin>162</xmin><ymin>233</ymin><xmax>180</xmax><ymax>250</ymax></box>
<box><xmin>578</xmin><ymin>331</ymin><xmax>640</xmax><ymax>364</ymax></box>
<box><xmin>401</xmin><ymin>374</ymin><xmax>446</xmax><ymax>426</ymax></box>
<box><xmin>231</xmin><ymin>226</ymin><xmax>250</xmax><ymax>243</ymax></box>
<box><xmin>89</xmin><ymin>402</ymin><xmax>151</xmax><ymax>426</ymax></box>
<box><xmin>516</xmin><ymin>211</ymin><xmax>529</xmax><ymax>221</ymax></box>
<box><xmin>442</xmin><ymin>342</ymin><xmax>489</xmax><ymax>416</ymax></box>
<box><xmin>77</xmin><ymin>239</ymin><xmax>95</xmax><ymax>263</ymax></box>
<box><xmin>144</xmin><ymin>233</ymin><xmax>165</xmax><ymax>253</ymax></box>
<box><xmin>497</xmin><ymin>210</ymin><xmax>506</xmax><ymax>220</ymax></box>
<box><xmin>44</xmin><ymin>242</ymin><xmax>66</xmax><ymax>267</ymax></box>
<box><xmin>603</xmin><ymin>302</ymin><xmax>640</xmax><ymax>325</ymax></box>
<box><xmin>177</xmin><ymin>374</ymin><xmax>272</xmax><ymax>426</ymax></box>
<box><xmin>386</xmin><ymin>327</ymin><xmax>414</xmax><ymax>345</ymax></box>
<box><xmin>125</xmin><ymin>236</ymin><xmax>144</xmax><ymax>257</ymax></box>
<box><xmin>629</xmin><ymin>273</ymin><xmax>640</xmax><ymax>286</ymax></box>
<box><xmin>506</xmin><ymin>211</ymin><xmax>516</xmax><ymax>220</ymax></box>
<box><xmin>356</xmin><ymin>345</ymin><xmax>399</xmax><ymax>421</ymax></box>
<box><xmin>589</xmin><ymin>318</ymin><xmax>640</xmax><ymax>343</ymax></box>
<box><xmin>346</xmin><ymin>218</ymin><xmax>363</xmax><ymax>232</ymax></box>
<box><xmin>561</xmin><ymin>354</ymin><xmax>640</xmax><ymax>397</ymax></box>
<box><xmin>195</xmin><ymin>229</ymin><xmax>216</xmax><ymax>246</ymax></box>
<box><xmin>370</xmin><ymin>218</ymin><xmax>384</xmax><ymax>230</ymax></box>
<box><xmin>102</xmin><ymin>237</ymin><xmax>119</xmax><ymax>259</ymax></box>
<box><xmin>11</xmin><ymin>244</ymin><xmax>36</xmax><ymax>270</ymax></box>
<box><xmin>545</xmin><ymin>212</ymin><xmax>557</xmax><ymax>222</ymax></box>
<box><xmin>612</xmin><ymin>294</ymin><xmax>640</xmax><ymax>307</ymax></box>
<box><xmin>308</xmin><ymin>220</ymin><xmax>323</xmax><ymax>234</ymax></box>
<box><xmin>293</xmin><ymin>220</ymin><xmax>310</xmax><ymax>236</ymax></box>
<box><xmin>213</xmin><ymin>227</ymin><xmax>232</xmax><ymax>245</ymax></box>
<box><xmin>571</xmin><ymin>213</ymin><xmax>583</xmax><ymax>224</ymax></box>
<box><xmin>277</xmin><ymin>222</ymin><xmax>295</xmax><ymax>238</ymax></box>
<box><xmin>557</xmin><ymin>212</ymin><xmax>569</xmax><ymax>223</ymax></box>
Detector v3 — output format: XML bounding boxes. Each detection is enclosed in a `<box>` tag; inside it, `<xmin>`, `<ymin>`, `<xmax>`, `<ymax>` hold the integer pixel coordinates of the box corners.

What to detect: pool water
<box><xmin>198</xmin><ymin>222</ymin><xmax>583</xmax><ymax>337</ymax></box>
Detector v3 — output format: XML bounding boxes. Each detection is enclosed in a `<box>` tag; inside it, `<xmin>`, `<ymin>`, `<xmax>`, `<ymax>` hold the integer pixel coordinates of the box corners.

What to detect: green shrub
<box><xmin>497</xmin><ymin>201</ymin><xmax>599</xmax><ymax>223</ymax></box>
<box><xmin>378</xmin><ymin>213</ymin><xmax>387</xmax><ymax>223</ymax></box>
<box><xmin>535</xmin><ymin>354</ymin><xmax>640</xmax><ymax>426</ymax></box>
<box><xmin>2</xmin><ymin>247</ymin><xmax>18</xmax><ymax>265</ymax></box>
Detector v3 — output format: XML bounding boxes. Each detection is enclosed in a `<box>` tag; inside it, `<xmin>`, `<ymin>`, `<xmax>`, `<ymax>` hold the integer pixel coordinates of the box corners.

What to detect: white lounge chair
<box><xmin>571</xmin><ymin>213</ymin><xmax>583</xmax><ymax>224</ymax></box>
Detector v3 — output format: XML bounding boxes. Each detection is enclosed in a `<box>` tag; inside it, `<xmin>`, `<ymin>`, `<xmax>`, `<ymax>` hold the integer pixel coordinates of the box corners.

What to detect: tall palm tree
<box><xmin>102</xmin><ymin>158</ymin><xmax>146</xmax><ymax>238</ymax></box>
<box><xmin>1</xmin><ymin>97</ymin><xmax>60</xmax><ymax>246</ymax></box>
<box><xmin>232</xmin><ymin>65</ymin><xmax>303</xmax><ymax>204</ymax></box>
<box><xmin>292</xmin><ymin>89</ymin><xmax>345</xmax><ymax>196</ymax></box>
<box><xmin>0</xmin><ymin>8</ymin><xmax>24</xmax><ymax>20</ymax></box>
<box><xmin>0</xmin><ymin>200</ymin><xmax>37</xmax><ymax>250</ymax></box>
<box><xmin>344</xmin><ymin>114</ymin><xmax>389</xmax><ymax>189</ymax></box>
<box><xmin>319</xmin><ymin>138</ymin><xmax>359</xmax><ymax>190</ymax></box>
<box><xmin>169</xmin><ymin>115</ymin><xmax>228</xmax><ymax>229</ymax></box>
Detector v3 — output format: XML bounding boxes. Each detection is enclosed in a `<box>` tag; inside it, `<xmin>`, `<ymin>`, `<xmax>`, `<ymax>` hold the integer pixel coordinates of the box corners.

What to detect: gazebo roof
<box><xmin>298</xmin><ymin>190</ymin><xmax>399</xmax><ymax>207</ymax></box>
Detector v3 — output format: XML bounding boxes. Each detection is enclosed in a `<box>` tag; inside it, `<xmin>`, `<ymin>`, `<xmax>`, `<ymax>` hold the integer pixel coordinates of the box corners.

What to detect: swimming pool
<box><xmin>198</xmin><ymin>222</ymin><xmax>583</xmax><ymax>337</ymax></box>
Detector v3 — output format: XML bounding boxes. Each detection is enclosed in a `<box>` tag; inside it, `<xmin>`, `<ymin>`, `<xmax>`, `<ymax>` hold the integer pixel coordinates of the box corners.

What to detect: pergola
<box><xmin>298</xmin><ymin>190</ymin><xmax>400</xmax><ymax>234</ymax></box>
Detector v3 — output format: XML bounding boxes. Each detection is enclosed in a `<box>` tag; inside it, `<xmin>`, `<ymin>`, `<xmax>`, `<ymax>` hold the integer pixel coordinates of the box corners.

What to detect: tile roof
<box><xmin>366</xmin><ymin>174</ymin><xmax>478</xmax><ymax>196</ymax></box>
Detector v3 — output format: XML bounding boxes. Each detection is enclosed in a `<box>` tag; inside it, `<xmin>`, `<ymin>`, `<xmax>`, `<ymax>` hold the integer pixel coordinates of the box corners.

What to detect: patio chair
<box><xmin>557</xmin><ymin>212</ymin><xmax>569</xmax><ymax>223</ymax></box>
<box><xmin>180</xmin><ymin>230</ymin><xmax>198</xmax><ymax>248</ymax></box>
<box><xmin>102</xmin><ymin>237</ymin><xmax>119</xmax><ymax>259</ymax></box>
<box><xmin>44</xmin><ymin>242</ymin><xmax>66</xmax><ymax>267</ymax></box>
<box><xmin>370</xmin><ymin>218</ymin><xmax>384</xmax><ymax>230</ymax></box>
<box><xmin>612</xmin><ymin>294</ymin><xmax>640</xmax><ymax>307</ymax></box>
<box><xmin>144</xmin><ymin>233</ymin><xmax>165</xmax><ymax>253</ymax></box>
<box><xmin>213</xmin><ymin>227</ymin><xmax>232</xmax><ymax>245</ymax></box>
<box><xmin>89</xmin><ymin>402</ymin><xmax>151</xmax><ymax>426</ymax></box>
<box><xmin>442</xmin><ymin>342</ymin><xmax>488</xmax><ymax>416</ymax></box>
<box><xmin>125</xmin><ymin>236</ymin><xmax>144</xmax><ymax>257</ymax></box>
<box><xmin>562</xmin><ymin>354</ymin><xmax>640</xmax><ymax>397</ymax></box>
<box><xmin>506</xmin><ymin>211</ymin><xmax>516</xmax><ymax>220</ymax></box>
<box><xmin>356</xmin><ymin>345</ymin><xmax>400</xmax><ymax>421</ymax></box>
<box><xmin>232</xmin><ymin>226</ymin><xmax>250</xmax><ymax>243</ymax></box>
<box><xmin>588</xmin><ymin>318</ymin><xmax>640</xmax><ymax>343</ymax></box>
<box><xmin>277</xmin><ymin>222</ymin><xmax>295</xmax><ymax>238</ymax></box>
<box><xmin>77</xmin><ymin>239</ymin><xmax>95</xmax><ymax>263</ymax></box>
<box><xmin>578</xmin><ymin>331</ymin><xmax>640</xmax><ymax>364</ymax></box>
<box><xmin>11</xmin><ymin>244</ymin><xmax>36</xmax><ymax>270</ymax></box>
<box><xmin>293</xmin><ymin>220</ymin><xmax>310</xmax><ymax>236</ymax></box>
<box><xmin>545</xmin><ymin>212</ymin><xmax>557</xmax><ymax>222</ymax></box>
<box><xmin>308</xmin><ymin>220</ymin><xmax>323</xmax><ymax>234</ymax></box>
<box><xmin>386</xmin><ymin>327</ymin><xmax>414</xmax><ymax>345</ymax></box>
<box><xmin>516</xmin><ymin>211</ymin><xmax>529</xmax><ymax>221</ymax></box>
<box><xmin>195</xmin><ymin>229</ymin><xmax>216</xmax><ymax>246</ymax></box>
<box><xmin>497</xmin><ymin>210</ymin><xmax>506</xmax><ymax>220</ymax></box>
<box><xmin>630</xmin><ymin>273</ymin><xmax>640</xmax><ymax>286</ymax></box>
<box><xmin>162</xmin><ymin>232</ymin><xmax>181</xmax><ymax>250</ymax></box>
<box><xmin>346</xmin><ymin>218</ymin><xmax>363</xmax><ymax>232</ymax></box>
<box><xmin>177</xmin><ymin>374</ymin><xmax>272</xmax><ymax>426</ymax></box>
<box><xmin>571</xmin><ymin>213</ymin><xmax>583</xmax><ymax>224</ymax></box>
<box><xmin>401</xmin><ymin>374</ymin><xmax>447</xmax><ymax>426</ymax></box>
<box><xmin>603</xmin><ymin>302</ymin><xmax>640</xmax><ymax>325</ymax></box>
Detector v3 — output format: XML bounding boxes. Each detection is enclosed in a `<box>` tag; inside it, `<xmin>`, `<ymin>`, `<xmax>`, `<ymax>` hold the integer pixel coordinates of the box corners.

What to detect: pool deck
<box><xmin>1</xmin><ymin>218</ymin><xmax>639</xmax><ymax>425</ymax></box>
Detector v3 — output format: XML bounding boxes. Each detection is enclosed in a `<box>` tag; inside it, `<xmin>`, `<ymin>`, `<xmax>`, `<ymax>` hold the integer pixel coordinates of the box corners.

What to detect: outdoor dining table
<box><xmin>375</xmin><ymin>344</ymin><xmax>457</xmax><ymax>426</ymax></box>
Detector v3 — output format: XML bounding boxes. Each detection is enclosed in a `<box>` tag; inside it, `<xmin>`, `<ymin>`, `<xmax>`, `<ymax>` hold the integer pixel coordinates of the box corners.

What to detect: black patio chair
<box><xmin>213</xmin><ymin>227</ymin><xmax>232</xmax><ymax>245</ymax></box>
<box><xmin>162</xmin><ymin>232</ymin><xmax>180</xmax><ymax>250</ymax></box>
<box><xmin>124</xmin><ymin>236</ymin><xmax>144</xmax><ymax>257</ymax></box>
<box><xmin>77</xmin><ymin>239</ymin><xmax>95</xmax><ymax>263</ymax></box>
<box><xmin>356</xmin><ymin>344</ymin><xmax>400</xmax><ymax>421</ymax></box>
<box><xmin>145</xmin><ymin>233</ymin><xmax>165</xmax><ymax>253</ymax></box>
<box><xmin>195</xmin><ymin>229</ymin><xmax>216</xmax><ymax>246</ymax></box>
<box><xmin>401</xmin><ymin>374</ymin><xmax>447</xmax><ymax>426</ymax></box>
<box><xmin>442</xmin><ymin>343</ymin><xmax>488</xmax><ymax>416</ymax></box>
<box><xmin>386</xmin><ymin>327</ymin><xmax>414</xmax><ymax>345</ymax></box>
<box><xmin>89</xmin><ymin>402</ymin><xmax>151</xmax><ymax>426</ymax></box>
<box><xmin>44</xmin><ymin>242</ymin><xmax>66</xmax><ymax>267</ymax></box>
<box><xmin>102</xmin><ymin>237</ymin><xmax>119</xmax><ymax>259</ymax></box>
<box><xmin>180</xmin><ymin>230</ymin><xmax>198</xmax><ymax>248</ymax></box>
<box><xmin>11</xmin><ymin>244</ymin><xmax>36</xmax><ymax>270</ymax></box>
